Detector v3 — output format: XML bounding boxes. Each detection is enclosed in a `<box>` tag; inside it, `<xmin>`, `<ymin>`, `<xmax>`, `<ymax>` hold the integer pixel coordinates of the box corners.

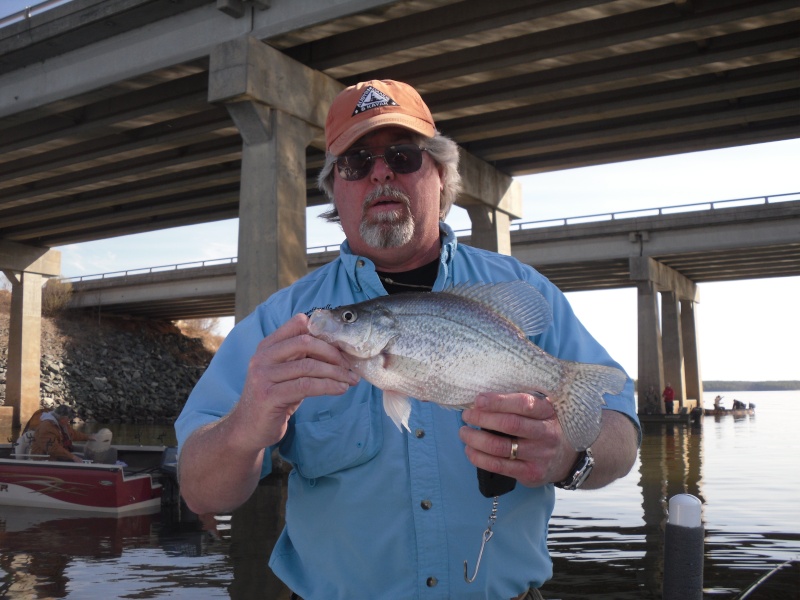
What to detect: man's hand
<box><xmin>178</xmin><ymin>313</ymin><xmax>360</xmax><ymax>514</ymax></box>
<box><xmin>460</xmin><ymin>392</ymin><xmax>576</xmax><ymax>488</ymax></box>
<box><xmin>227</xmin><ymin>313</ymin><xmax>361</xmax><ymax>452</ymax></box>
<box><xmin>460</xmin><ymin>392</ymin><xmax>638</xmax><ymax>489</ymax></box>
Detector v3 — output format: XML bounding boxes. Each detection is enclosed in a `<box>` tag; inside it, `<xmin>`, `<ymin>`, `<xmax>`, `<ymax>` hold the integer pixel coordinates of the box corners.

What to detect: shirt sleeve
<box><xmin>174</xmin><ymin>308</ymin><xmax>276</xmax><ymax>477</ymax></box>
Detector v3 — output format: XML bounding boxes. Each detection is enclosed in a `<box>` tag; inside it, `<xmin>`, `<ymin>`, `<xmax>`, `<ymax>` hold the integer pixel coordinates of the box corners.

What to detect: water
<box><xmin>1</xmin><ymin>391</ymin><xmax>798</xmax><ymax>599</ymax></box>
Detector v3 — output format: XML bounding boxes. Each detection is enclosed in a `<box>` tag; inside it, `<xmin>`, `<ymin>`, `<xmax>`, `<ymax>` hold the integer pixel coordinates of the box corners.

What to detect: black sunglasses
<box><xmin>336</xmin><ymin>144</ymin><xmax>427</xmax><ymax>181</ymax></box>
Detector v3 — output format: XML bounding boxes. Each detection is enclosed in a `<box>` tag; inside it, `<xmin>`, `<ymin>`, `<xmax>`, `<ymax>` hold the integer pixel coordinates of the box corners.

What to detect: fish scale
<box><xmin>308</xmin><ymin>280</ymin><xmax>627</xmax><ymax>451</ymax></box>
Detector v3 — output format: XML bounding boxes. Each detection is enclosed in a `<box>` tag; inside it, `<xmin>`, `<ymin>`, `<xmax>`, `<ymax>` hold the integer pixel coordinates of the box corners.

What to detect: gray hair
<box><xmin>317</xmin><ymin>131</ymin><xmax>462</xmax><ymax>223</ymax></box>
<box><xmin>52</xmin><ymin>404</ymin><xmax>76</xmax><ymax>419</ymax></box>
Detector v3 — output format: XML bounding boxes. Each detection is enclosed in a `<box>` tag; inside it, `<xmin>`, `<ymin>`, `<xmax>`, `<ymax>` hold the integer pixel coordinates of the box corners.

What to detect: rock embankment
<box><xmin>0</xmin><ymin>304</ymin><xmax>215</xmax><ymax>425</ymax></box>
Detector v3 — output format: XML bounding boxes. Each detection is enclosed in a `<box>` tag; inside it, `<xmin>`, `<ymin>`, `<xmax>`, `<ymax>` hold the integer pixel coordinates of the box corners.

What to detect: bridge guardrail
<box><xmin>61</xmin><ymin>191</ymin><xmax>799</xmax><ymax>284</ymax></box>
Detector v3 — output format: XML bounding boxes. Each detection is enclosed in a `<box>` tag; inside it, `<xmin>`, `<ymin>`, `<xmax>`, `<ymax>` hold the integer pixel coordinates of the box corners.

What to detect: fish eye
<box><xmin>341</xmin><ymin>309</ymin><xmax>357</xmax><ymax>323</ymax></box>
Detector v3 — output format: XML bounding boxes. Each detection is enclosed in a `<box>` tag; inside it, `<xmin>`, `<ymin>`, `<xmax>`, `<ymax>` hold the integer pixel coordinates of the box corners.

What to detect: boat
<box><xmin>704</xmin><ymin>395</ymin><xmax>756</xmax><ymax>417</ymax></box>
<box><xmin>0</xmin><ymin>442</ymin><xmax>177</xmax><ymax>515</ymax></box>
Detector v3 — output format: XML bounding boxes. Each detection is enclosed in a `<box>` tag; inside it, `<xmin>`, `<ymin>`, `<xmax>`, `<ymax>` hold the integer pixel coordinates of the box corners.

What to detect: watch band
<box><xmin>554</xmin><ymin>447</ymin><xmax>595</xmax><ymax>490</ymax></box>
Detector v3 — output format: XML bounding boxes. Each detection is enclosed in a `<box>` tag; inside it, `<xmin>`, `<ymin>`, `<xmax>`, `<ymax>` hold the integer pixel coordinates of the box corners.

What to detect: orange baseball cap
<box><xmin>325</xmin><ymin>80</ymin><xmax>436</xmax><ymax>155</ymax></box>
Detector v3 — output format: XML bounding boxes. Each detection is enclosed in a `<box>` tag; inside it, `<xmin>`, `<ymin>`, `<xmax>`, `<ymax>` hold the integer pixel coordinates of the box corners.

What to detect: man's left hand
<box><xmin>459</xmin><ymin>392</ymin><xmax>577</xmax><ymax>488</ymax></box>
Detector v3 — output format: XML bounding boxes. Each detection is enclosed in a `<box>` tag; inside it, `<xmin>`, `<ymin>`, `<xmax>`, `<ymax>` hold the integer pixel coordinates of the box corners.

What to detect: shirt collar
<box><xmin>339</xmin><ymin>222</ymin><xmax>458</xmax><ymax>296</ymax></box>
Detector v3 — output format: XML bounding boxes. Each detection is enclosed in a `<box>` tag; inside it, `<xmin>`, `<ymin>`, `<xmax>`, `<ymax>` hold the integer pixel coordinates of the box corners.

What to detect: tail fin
<box><xmin>554</xmin><ymin>362</ymin><xmax>628</xmax><ymax>451</ymax></box>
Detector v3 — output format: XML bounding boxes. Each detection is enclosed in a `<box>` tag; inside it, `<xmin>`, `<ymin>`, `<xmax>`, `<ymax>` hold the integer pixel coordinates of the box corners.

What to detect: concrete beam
<box><xmin>208</xmin><ymin>35</ymin><xmax>342</xmax><ymax>149</ymax></box>
<box><xmin>0</xmin><ymin>0</ymin><xmax>398</xmax><ymax>118</ymax></box>
<box><xmin>629</xmin><ymin>256</ymin><xmax>699</xmax><ymax>302</ymax></box>
<box><xmin>0</xmin><ymin>241</ymin><xmax>61</xmax><ymax>276</ymax></box>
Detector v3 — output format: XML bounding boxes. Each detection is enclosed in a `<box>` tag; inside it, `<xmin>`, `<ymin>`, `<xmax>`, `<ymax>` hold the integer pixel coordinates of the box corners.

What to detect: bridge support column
<box><xmin>631</xmin><ymin>257</ymin><xmax>701</xmax><ymax>415</ymax></box>
<box><xmin>681</xmin><ymin>299</ymin><xmax>703</xmax><ymax>405</ymax></box>
<box><xmin>465</xmin><ymin>206</ymin><xmax>511</xmax><ymax>254</ymax></box>
<box><xmin>457</xmin><ymin>150</ymin><xmax>521</xmax><ymax>254</ymax></box>
<box><xmin>636</xmin><ymin>278</ymin><xmax>665</xmax><ymax>414</ymax></box>
<box><xmin>3</xmin><ymin>271</ymin><xmax>44</xmax><ymax>430</ymax></box>
<box><xmin>227</xmin><ymin>101</ymin><xmax>316</xmax><ymax>321</ymax></box>
<box><xmin>661</xmin><ymin>291</ymin><xmax>686</xmax><ymax>409</ymax></box>
<box><xmin>1</xmin><ymin>242</ymin><xmax>61</xmax><ymax>430</ymax></box>
<box><xmin>208</xmin><ymin>36</ymin><xmax>342</xmax><ymax>319</ymax></box>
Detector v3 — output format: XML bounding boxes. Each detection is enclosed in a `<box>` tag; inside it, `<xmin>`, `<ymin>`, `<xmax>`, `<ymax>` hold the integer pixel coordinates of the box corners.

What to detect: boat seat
<box><xmin>14</xmin><ymin>430</ymin><xmax>36</xmax><ymax>460</ymax></box>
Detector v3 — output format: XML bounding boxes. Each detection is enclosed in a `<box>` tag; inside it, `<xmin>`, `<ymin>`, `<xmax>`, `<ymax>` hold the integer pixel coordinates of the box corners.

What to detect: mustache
<box><xmin>362</xmin><ymin>185</ymin><xmax>411</xmax><ymax>213</ymax></box>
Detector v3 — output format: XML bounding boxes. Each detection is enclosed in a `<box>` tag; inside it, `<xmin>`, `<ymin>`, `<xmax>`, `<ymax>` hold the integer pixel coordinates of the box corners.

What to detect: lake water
<box><xmin>1</xmin><ymin>390</ymin><xmax>798</xmax><ymax>599</ymax></box>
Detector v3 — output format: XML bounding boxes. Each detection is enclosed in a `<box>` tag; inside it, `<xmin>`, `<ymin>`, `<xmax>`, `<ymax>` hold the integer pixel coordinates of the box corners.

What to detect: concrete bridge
<box><xmin>63</xmin><ymin>192</ymin><xmax>800</xmax><ymax>414</ymax></box>
<box><xmin>2</xmin><ymin>0</ymin><xmax>799</xmax><ymax>431</ymax></box>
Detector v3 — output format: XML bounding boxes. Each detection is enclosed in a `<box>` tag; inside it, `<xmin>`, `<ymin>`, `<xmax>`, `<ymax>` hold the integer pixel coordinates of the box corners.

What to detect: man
<box><xmin>30</xmin><ymin>404</ymin><xmax>91</xmax><ymax>463</ymax></box>
<box><xmin>663</xmin><ymin>383</ymin><xmax>675</xmax><ymax>415</ymax></box>
<box><xmin>175</xmin><ymin>79</ymin><xmax>640</xmax><ymax>599</ymax></box>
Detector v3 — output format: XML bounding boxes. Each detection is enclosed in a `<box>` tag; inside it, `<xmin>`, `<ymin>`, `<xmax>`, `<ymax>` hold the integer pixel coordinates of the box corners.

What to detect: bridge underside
<box><xmin>2</xmin><ymin>0</ymin><xmax>800</xmax><ymax>426</ymax></box>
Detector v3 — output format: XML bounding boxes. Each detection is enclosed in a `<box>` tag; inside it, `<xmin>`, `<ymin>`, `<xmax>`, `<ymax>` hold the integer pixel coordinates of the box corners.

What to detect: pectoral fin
<box><xmin>383</xmin><ymin>390</ymin><xmax>412</xmax><ymax>433</ymax></box>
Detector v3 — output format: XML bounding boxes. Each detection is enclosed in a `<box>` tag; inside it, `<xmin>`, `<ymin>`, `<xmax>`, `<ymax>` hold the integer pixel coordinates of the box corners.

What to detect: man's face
<box><xmin>332</xmin><ymin>127</ymin><xmax>443</xmax><ymax>266</ymax></box>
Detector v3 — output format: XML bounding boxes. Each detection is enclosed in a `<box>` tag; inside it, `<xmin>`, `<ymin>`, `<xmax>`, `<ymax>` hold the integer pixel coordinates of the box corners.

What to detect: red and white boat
<box><xmin>0</xmin><ymin>444</ymin><xmax>172</xmax><ymax>515</ymax></box>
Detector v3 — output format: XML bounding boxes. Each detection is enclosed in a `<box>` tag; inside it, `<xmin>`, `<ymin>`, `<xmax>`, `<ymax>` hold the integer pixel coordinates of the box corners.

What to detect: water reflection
<box><xmin>2</xmin><ymin>394</ymin><xmax>798</xmax><ymax>598</ymax></box>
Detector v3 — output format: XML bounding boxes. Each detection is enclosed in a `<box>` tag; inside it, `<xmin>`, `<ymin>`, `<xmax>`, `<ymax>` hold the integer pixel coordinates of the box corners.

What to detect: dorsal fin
<box><xmin>443</xmin><ymin>281</ymin><xmax>553</xmax><ymax>337</ymax></box>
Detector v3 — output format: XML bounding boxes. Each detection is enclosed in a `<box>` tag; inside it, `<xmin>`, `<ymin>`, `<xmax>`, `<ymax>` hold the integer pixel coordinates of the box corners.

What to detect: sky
<box><xmin>36</xmin><ymin>138</ymin><xmax>799</xmax><ymax>383</ymax></box>
<box><xmin>1</xmin><ymin>1</ymin><xmax>798</xmax><ymax>383</ymax></box>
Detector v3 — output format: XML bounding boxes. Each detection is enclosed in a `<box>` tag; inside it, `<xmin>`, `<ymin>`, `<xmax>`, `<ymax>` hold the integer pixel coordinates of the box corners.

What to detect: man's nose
<box><xmin>370</xmin><ymin>156</ymin><xmax>395</xmax><ymax>183</ymax></box>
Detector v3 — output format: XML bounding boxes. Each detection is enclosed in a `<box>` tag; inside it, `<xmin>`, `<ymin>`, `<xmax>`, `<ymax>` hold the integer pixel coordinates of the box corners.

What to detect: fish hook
<box><xmin>464</xmin><ymin>495</ymin><xmax>500</xmax><ymax>584</ymax></box>
<box><xmin>463</xmin><ymin>527</ymin><xmax>494</xmax><ymax>583</ymax></box>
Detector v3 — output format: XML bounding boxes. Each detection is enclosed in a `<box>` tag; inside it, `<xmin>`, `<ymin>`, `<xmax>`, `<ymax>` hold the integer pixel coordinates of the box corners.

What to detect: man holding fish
<box><xmin>176</xmin><ymin>79</ymin><xmax>640</xmax><ymax>599</ymax></box>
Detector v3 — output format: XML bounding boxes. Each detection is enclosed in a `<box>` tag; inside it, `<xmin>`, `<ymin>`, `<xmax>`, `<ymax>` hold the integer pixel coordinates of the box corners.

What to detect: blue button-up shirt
<box><xmin>175</xmin><ymin>223</ymin><xmax>639</xmax><ymax>599</ymax></box>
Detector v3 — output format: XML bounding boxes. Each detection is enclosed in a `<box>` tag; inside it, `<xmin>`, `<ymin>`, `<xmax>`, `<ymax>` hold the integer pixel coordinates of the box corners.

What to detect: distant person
<box><xmin>662</xmin><ymin>383</ymin><xmax>675</xmax><ymax>415</ymax></box>
<box><xmin>644</xmin><ymin>385</ymin><xmax>659</xmax><ymax>414</ymax></box>
<box><xmin>713</xmin><ymin>395</ymin><xmax>723</xmax><ymax>410</ymax></box>
<box><xmin>30</xmin><ymin>405</ymin><xmax>93</xmax><ymax>463</ymax></box>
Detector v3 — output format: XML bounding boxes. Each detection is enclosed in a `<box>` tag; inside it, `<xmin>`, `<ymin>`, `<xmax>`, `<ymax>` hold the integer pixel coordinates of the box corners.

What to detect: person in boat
<box><xmin>29</xmin><ymin>405</ymin><xmax>92</xmax><ymax>463</ymax></box>
<box><xmin>662</xmin><ymin>383</ymin><xmax>675</xmax><ymax>414</ymax></box>
<box><xmin>713</xmin><ymin>395</ymin><xmax>723</xmax><ymax>410</ymax></box>
<box><xmin>175</xmin><ymin>79</ymin><xmax>641</xmax><ymax>599</ymax></box>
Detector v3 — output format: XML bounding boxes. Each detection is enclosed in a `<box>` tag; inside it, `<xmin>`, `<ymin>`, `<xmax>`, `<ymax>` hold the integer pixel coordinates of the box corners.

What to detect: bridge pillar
<box><xmin>681</xmin><ymin>299</ymin><xmax>703</xmax><ymax>405</ymax></box>
<box><xmin>465</xmin><ymin>205</ymin><xmax>512</xmax><ymax>254</ymax></box>
<box><xmin>631</xmin><ymin>257</ymin><xmax>701</xmax><ymax>415</ymax></box>
<box><xmin>1</xmin><ymin>243</ymin><xmax>61</xmax><ymax>430</ymax></box>
<box><xmin>457</xmin><ymin>150</ymin><xmax>521</xmax><ymax>254</ymax></box>
<box><xmin>208</xmin><ymin>35</ymin><xmax>342</xmax><ymax>319</ymax></box>
<box><xmin>636</xmin><ymin>278</ymin><xmax>665</xmax><ymax>414</ymax></box>
<box><xmin>227</xmin><ymin>101</ymin><xmax>317</xmax><ymax>320</ymax></box>
<box><xmin>661</xmin><ymin>291</ymin><xmax>686</xmax><ymax>409</ymax></box>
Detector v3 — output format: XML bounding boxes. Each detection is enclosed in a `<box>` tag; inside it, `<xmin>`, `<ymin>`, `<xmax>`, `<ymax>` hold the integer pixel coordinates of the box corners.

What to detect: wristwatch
<box><xmin>554</xmin><ymin>447</ymin><xmax>595</xmax><ymax>490</ymax></box>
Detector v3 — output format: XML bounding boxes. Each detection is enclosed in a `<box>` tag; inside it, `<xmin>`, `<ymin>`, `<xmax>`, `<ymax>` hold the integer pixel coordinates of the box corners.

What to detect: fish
<box><xmin>307</xmin><ymin>281</ymin><xmax>627</xmax><ymax>451</ymax></box>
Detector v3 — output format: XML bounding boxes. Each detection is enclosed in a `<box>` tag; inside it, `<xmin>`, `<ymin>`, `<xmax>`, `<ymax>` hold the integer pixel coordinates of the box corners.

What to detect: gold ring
<box><xmin>509</xmin><ymin>439</ymin><xmax>519</xmax><ymax>461</ymax></box>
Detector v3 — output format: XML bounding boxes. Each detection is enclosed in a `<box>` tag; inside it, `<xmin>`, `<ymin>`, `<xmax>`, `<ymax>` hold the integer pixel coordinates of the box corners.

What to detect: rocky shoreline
<box><xmin>0</xmin><ymin>306</ymin><xmax>214</xmax><ymax>425</ymax></box>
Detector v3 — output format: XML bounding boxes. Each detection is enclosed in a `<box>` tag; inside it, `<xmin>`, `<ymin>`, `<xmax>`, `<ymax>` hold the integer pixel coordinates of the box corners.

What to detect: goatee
<box><xmin>360</xmin><ymin>185</ymin><xmax>414</xmax><ymax>249</ymax></box>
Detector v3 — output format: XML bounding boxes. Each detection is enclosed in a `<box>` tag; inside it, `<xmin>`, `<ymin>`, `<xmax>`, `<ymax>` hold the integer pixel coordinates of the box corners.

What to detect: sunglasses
<box><xmin>335</xmin><ymin>144</ymin><xmax>427</xmax><ymax>181</ymax></box>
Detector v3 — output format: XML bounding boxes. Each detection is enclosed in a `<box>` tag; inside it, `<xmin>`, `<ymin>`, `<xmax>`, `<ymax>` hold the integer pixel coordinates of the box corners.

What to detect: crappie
<box><xmin>307</xmin><ymin>281</ymin><xmax>627</xmax><ymax>451</ymax></box>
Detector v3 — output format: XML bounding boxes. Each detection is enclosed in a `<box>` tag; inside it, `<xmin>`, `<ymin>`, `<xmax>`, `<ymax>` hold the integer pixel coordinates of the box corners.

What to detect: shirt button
<box><xmin>421</xmin><ymin>499</ymin><xmax>432</xmax><ymax>510</ymax></box>
<box><xmin>415</xmin><ymin>429</ymin><xmax>425</xmax><ymax>438</ymax></box>
<box><xmin>426</xmin><ymin>577</ymin><xmax>438</xmax><ymax>587</ymax></box>
<box><xmin>357</xmin><ymin>259</ymin><xmax>365</xmax><ymax>267</ymax></box>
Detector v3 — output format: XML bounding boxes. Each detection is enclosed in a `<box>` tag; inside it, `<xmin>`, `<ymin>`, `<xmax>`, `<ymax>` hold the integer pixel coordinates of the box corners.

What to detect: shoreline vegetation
<box><xmin>701</xmin><ymin>380</ymin><xmax>800</xmax><ymax>392</ymax></box>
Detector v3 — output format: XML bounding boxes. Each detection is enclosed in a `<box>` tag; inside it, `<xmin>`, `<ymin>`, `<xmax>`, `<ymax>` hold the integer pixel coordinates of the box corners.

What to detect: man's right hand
<box><xmin>226</xmin><ymin>312</ymin><xmax>360</xmax><ymax>452</ymax></box>
<box><xmin>178</xmin><ymin>312</ymin><xmax>360</xmax><ymax>514</ymax></box>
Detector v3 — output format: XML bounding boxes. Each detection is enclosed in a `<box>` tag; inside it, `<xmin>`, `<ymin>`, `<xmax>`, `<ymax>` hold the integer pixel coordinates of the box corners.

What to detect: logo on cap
<box><xmin>352</xmin><ymin>86</ymin><xmax>398</xmax><ymax>116</ymax></box>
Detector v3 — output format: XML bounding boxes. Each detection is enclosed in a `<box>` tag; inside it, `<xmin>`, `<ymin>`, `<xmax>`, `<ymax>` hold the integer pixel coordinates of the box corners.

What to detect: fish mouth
<box><xmin>307</xmin><ymin>310</ymin><xmax>334</xmax><ymax>341</ymax></box>
<box><xmin>308</xmin><ymin>310</ymin><xmax>374</xmax><ymax>359</ymax></box>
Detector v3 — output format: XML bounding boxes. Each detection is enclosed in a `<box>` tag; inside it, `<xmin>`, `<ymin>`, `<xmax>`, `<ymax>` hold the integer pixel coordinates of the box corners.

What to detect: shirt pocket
<box><xmin>282</xmin><ymin>387</ymin><xmax>383</xmax><ymax>480</ymax></box>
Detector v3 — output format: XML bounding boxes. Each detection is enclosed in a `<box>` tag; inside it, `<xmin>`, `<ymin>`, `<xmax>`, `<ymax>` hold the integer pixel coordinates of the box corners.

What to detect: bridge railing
<box><xmin>61</xmin><ymin>191</ymin><xmax>799</xmax><ymax>284</ymax></box>
<box><xmin>0</xmin><ymin>0</ymin><xmax>69</xmax><ymax>29</ymax></box>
